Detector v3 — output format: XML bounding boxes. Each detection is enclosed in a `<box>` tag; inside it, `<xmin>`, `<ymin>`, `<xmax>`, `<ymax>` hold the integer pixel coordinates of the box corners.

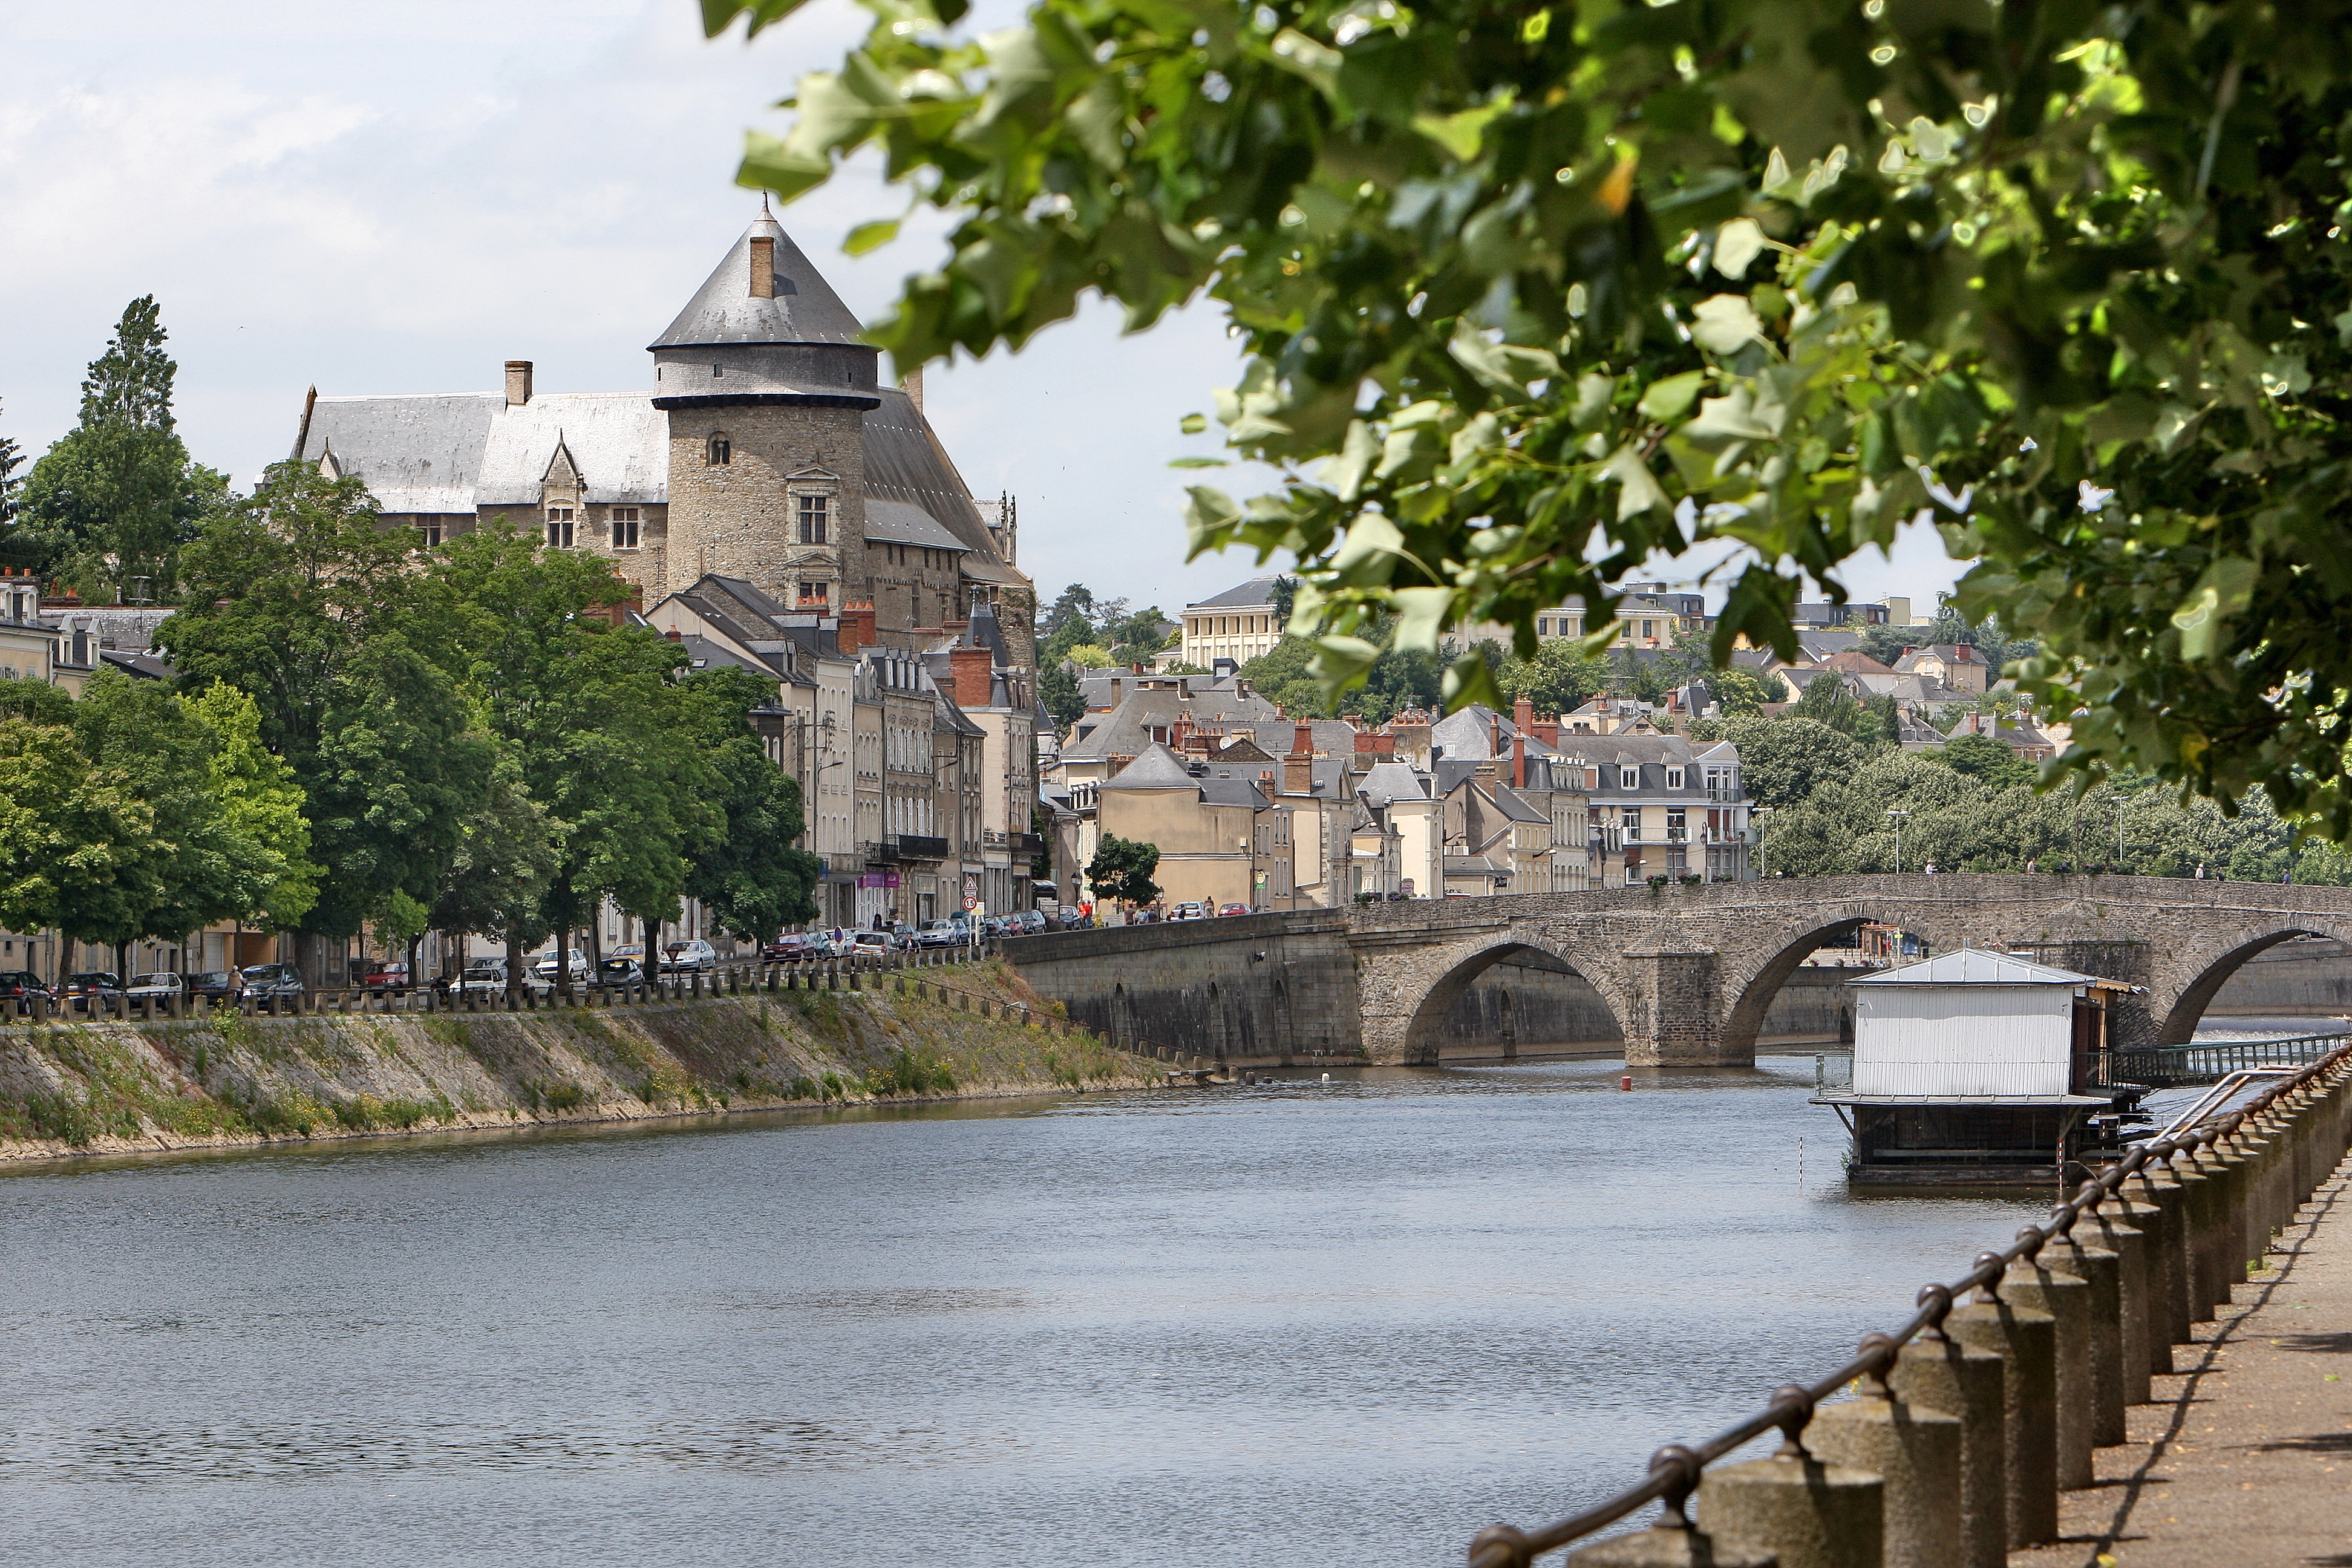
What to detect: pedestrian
<box><xmin>2027</xmin><ymin>857</ymin><xmax>2037</xmax><ymax>874</ymax></box>
<box><xmin>2195</xmin><ymin>861</ymin><xmax>2206</xmax><ymax>880</ymax></box>
<box><xmin>1924</xmin><ymin>861</ymin><xmax>1936</xmax><ymax>875</ymax></box>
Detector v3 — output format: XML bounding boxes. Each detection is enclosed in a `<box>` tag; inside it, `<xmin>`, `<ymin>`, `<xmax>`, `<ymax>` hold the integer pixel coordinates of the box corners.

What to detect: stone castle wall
<box><xmin>661</xmin><ymin>403</ymin><xmax>867</xmax><ymax>602</ymax></box>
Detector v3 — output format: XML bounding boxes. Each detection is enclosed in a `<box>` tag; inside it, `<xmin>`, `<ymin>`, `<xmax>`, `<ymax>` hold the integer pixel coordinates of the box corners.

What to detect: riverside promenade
<box><xmin>1468</xmin><ymin>1043</ymin><xmax>2352</xmax><ymax>1568</ymax></box>
<box><xmin>2016</xmin><ymin>1154</ymin><xmax>2352</xmax><ymax>1567</ymax></box>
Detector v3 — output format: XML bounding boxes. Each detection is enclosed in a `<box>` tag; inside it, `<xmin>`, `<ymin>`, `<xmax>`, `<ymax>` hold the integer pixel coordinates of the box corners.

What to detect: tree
<box><xmin>1064</xmin><ymin>642</ymin><xmax>1112</xmax><ymax>669</ymax></box>
<box><xmin>188</xmin><ymin>681</ymin><xmax>319</xmax><ymax>932</ymax></box>
<box><xmin>0</xmin><ymin>717</ymin><xmax>155</xmax><ymax>950</ymax></box>
<box><xmin>1039</xmin><ymin>658</ymin><xmax>1085</xmax><ymax>728</ymax></box>
<box><xmin>1708</xmin><ymin>667</ymin><xmax>1785</xmax><ymax>716</ymax></box>
<box><xmin>1791</xmin><ymin>676</ymin><xmax>1872</xmax><ymax>742</ymax></box>
<box><xmin>1040</xmin><ymin>584</ymin><xmax>1099</xmax><ymax>644</ymax></box>
<box><xmin>1718</xmin><ymin>717</ymin><xmax>1863</xmax><ymax>811</ymax></box>
<box><xmin>1933</xmin><ymin>734</ymin><xmax>2038</xmax><ymax>794</ymax></box>
<box><xmin>0</xmin><ymin>397</ymin><xmax>23</xmax><ymax>546</ymax></box>
<box><xmin>429</xmin><ymin>738</ymin><xmax>558</xmax><ymax>970</ymax></box>
<box><xmin>1087</xmin><ymin>834</ymin><xmax>1161</xmax><ymax>907</ymax></box>
<box><xmin>679</xmin><ymin>664</ymin><xmax>823</xmax><ymax>941</ymax></box>
<box><xmin>1496</xmin><ymin>639</ymin><xmax>1605</xmax><ymax>718</ymax></box>
<box><xmin>14</xmin><ymin>298</ymin><xmax>226</xmax><ymax>596</ymax></box>
<box><xmin>714</xmin><ymin>0</ymin><xmax>2352</xmax><ymax>829</ymax></box>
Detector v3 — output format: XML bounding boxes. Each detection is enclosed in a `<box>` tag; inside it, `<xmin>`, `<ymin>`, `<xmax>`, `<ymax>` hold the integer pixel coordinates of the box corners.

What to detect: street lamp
<box><xmin>1886</xmin><ymin>808</ymin><xmax>1911</xmax><ymax>876</ymax></box>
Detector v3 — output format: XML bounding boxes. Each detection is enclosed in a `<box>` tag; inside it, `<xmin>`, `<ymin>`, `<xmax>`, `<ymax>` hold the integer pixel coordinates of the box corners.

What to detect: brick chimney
<box><xmin>950</xmin><ymin>644</ymin><xmax>994</xmax><ymax>710</ymax></box>
<box><xmin>1354</xmin><ymin>731</ymin><xmax>1395</xmax><ymax>757</ymax></box>
<box><xmin>1489</xmin><ymin>712</ymin><xmax>1502</xmax><ymax>760</ymax></box>
<box><xmin>662</xmin><ymin>627</ymin><xmax>682</xmax><ymax>642</ymax></box>
<box><xmin>1532</xmin><ymin>716</ymin><xmax>1560</xmax><ymax>748</ymax></box>
<box><xmin>750</xmin><ymin>235</ymin><xmax>776</xmax><ymax>298</ymax></box>
<box><xmin>1512</xmin><ymin>731</ymin><xmax>1527</xmax><ymax>789</ymax></box>
<box><xmin>1514</xmin><ymin>694</ymin><xmax>1535</xmax><ymax>734</ymax></box>
<box><xmin>1284</xmin><ymin>725</ymin><xmax>1315</xmax><ymax>795</ymax></box>
<box><xmin>505</xmin><ymin>361</ymin><xmax>532</xmax><ymax>407</ymax></box>
<box><xmin>838</xmin><ymin>599</ymin><xmax>875</xmax><ymax>655</ymax></box>
<box><xmin>903</xmin><ymin>365</ymin><xmax>923</xmax><ymax>412</ymax></box>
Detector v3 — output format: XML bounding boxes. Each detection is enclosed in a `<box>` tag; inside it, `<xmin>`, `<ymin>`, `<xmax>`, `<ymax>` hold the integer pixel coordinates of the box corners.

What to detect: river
<box><xmin>0</xmin><ymin>1057</ymin><xmax>2056</xmax><ymax>1566</ymax></box>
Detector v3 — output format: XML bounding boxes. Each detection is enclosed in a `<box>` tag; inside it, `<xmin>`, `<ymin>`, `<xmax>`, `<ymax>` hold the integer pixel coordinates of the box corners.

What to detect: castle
<box><xmin>288</xmin><ymin>203</ymin><xmax>1034</xmax><ymax>667</ymax></box>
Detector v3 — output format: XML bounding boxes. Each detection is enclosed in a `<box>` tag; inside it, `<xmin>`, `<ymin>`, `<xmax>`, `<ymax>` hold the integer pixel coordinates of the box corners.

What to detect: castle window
<box><xmin>798</xmin><ymin>492</ymin><xmax>829</xmax><ymax>545</ymax></box>
<box><xmin>799</xmin><ymin>581</ymin><xmax>829</xmax><ymax>607</ymax></box>
<box><xmin>611</xmin><ymin>508</ymin><xmax>640</xmax><ymax>550</ymax></box>
<box><xmin>707</xmin><ymin>435</ymin><xmax>731</xmax><ymax>466</ymax></box>
<box><xmin>420</xmin><ymin>517</ymin><xmax>443</xmax><ymax>548</ymax></box>
<box><xmin>545</xmin><ymin>508</ymin><xmax>575</xmax><ymax>549</ymax></box>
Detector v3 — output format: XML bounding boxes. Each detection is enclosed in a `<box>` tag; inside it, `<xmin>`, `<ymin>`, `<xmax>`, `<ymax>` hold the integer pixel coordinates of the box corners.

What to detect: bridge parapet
<box><xmin>1004</xmin><ymin>875</ymin><xmax>2352</xmax><ymax>1067</ymax></box>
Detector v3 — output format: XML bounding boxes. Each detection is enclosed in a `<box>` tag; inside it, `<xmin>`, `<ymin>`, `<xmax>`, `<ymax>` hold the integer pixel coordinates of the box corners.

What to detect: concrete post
<box><xmin>1998</xmin><ymin>1240</ymin><xmax>2093</xmax><ymax>1489</ymax></box>
<box><xmin>2203</xmin><ymin>1132</ymin><xmax>2257</xmax><ymax>1292</ymax></box>
<box><xmin>2130</xmin><ymin>1159</ymin><xmax>2192</xmax><ymax>1356</ymax></box>
<box><xmin>2168</xmin><ymin>1148</ymin><xmax>2221</xmax><ymax>1322</ymax></box>
<box><xmin>1945</xmin><ymin>1279</ymin><xmax>2058</xmax><ymax>1547</ymax></box>
<box><xmin>1886</xmin><ymin>1316</ymin><xmax>2007</xmax><ymax>1568</ymax></box>
<box><xmin>2085</xmin><ymin>1197</ymin><xmax>2155</xmax><ymax>1406</ymax></box>
<box><xmin>1697</xmin><ymin>1402</ymin><xmax>1883</xmax><ymax>1568</ymax></box>
<box><xmin>2035</xmin><ymin>1219</ymin><xmax>2124</xmax><ymax>1446</ymax></box>
<box><xmin>1803</xmin><ymin>1341</ymin><xmax>1962</xmax><ymax>1568</ymax></box>
<box><xmin>2224</xmin><ymin>1125</ymin><xmax>2274</xmax><ymax>1277</ymax></box>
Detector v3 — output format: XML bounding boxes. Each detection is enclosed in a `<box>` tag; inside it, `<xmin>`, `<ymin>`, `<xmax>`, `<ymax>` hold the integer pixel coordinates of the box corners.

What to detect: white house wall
<box><xmin>1852</xmin><ymin>985</ymin><xmax>2074</xmax><ymax>1096</ymax></box>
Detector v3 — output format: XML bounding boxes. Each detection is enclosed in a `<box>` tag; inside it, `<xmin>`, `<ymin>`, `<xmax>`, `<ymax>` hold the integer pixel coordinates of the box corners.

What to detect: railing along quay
<box><xmin>1469</xmin><ymin>1038</ymin><xmax>2352</xmax><ymax>1568</ymax></box>
<box><xmin>2097</xmin><ymin>1030</ymin><xmax>2348</xmax><ymax>1088</ymax></box>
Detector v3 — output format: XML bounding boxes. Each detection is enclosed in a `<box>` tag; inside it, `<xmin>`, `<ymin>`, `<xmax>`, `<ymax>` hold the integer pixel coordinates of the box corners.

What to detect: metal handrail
<box><xmin>1465</xmin><ymin>1038</ymin><xmax>2352</xmax><ymax>1567</ymax></box>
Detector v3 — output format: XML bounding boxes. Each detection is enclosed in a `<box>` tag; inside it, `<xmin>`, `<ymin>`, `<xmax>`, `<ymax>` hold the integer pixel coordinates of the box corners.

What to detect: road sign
<box><xmin>962</xmin><ymin>897</ymin><xmax>979</xmax><ymax>912</ymax></box>
<box><xmin>962</xmin><ymin>874</ymin><xmax>979</xmax><ymax>898</ymax></box>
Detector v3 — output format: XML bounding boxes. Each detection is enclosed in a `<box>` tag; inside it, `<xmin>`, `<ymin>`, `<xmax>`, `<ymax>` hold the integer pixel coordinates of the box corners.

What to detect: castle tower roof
<box><xmin>649</xmin><ymin>203</ymin><xmax>868</xmax><ymax>351</ymax></box>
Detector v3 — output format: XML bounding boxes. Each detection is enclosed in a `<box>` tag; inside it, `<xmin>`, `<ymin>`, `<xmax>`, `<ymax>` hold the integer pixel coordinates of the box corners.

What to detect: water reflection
<box><xmin>0</xmin><ymin>1057</ymin><xmax>2046</xmax><ymax>1566</ymax></box>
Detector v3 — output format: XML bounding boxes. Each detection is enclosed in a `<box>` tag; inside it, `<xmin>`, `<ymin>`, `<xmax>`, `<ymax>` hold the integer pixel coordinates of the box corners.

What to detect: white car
<box><xmin>452</xmin><ymin>961</ymin><xmax>551</xmax><ymax>996</ymax></box>
<box><xmin>660</xmin><ymin>939</ymin><xmax>718</xmax><ymax>974</ymax></box>
<box><xmin>126</xmin><ymin>972</ymin><xmax>183</xmax><ymax>999</ymax></box>
<box><xmin>532</xmin><ymin>949</ymin><xmax>590</xmax><ymax>982</ymax></box>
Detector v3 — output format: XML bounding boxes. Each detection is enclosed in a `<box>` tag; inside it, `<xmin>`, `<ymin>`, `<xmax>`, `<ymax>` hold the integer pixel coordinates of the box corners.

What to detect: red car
<box><xmin>362</xmin><ymin>961</ymin><xmax>410</xmax><ymax>996</ymax></box>
<box><xmin>1217</xmin><ymin>903</ymin><xmax>1251</xmax><ymax>918</ymax></box>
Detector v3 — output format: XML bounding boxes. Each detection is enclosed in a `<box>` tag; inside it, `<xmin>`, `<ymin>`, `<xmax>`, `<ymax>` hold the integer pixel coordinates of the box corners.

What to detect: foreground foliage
<box><xmin>711</xmin><ymin>0</ymin><xmax>2352</xmax><ymax>829</ymax></box>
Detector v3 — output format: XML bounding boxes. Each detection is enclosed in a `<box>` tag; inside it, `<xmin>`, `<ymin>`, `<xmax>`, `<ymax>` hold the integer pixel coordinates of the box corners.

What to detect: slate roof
<box><xmin>863</xmin><ymin>498</ymin><xmax>968</xmax><ymax>553</ymax></box>
<box><xmin>1186</xmin><ymin>574</ymin><xmax>1285</xmax><ymax>611</ymax></box>
<box><xmin>301</xmin><ymin>393</ymin><xmax>502</xmax><ymax>513</ymax></box>
<box><xmin>1358</xmin><ymin>761</ymin><xmax>1429</xmax><ymax>802</ymax></box>
<box><xmin>1100</xmin><ymin>743</ymin><xmax>1203</xmax><ymax>790</ymax></box>
<box><xmin>650</xmin><ymin>209</ymin><xmax>867</xmax><ymax>349</ymax></box>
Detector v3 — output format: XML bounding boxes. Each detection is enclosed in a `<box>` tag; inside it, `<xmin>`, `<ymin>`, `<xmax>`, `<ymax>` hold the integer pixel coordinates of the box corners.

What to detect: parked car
<box><xmin>761</xmin><ymin>933</ymin><xmax>811</xmax><ymax>961</ymax></box>
<box><xmin>532</xmin><ymin>949</ymin><xmax>591</xmax><ymax>984</ymax></box>
<box><xmin>913</xmin><ymin>919</ymin><xmax>966</xmax><ymax>949</ymax></box>
<box><xmin>239</xmin><ymin>963</ymin><xmax>305</xmax><ymax>1001</ymax></box>
<box><xmin>452</xmin><ymin>960</ymin><xmax>550</xmax><ymax>997</ymax></box>
<box><xmin>659</xmin><ymin>939</ymin><xmax>717</xmax><ymax>975</ymax></box>
<box><xmin>848</xmin><ymin>931</ymin><xmax>894</xmax><ymax>958</ymax></box>
<box><xmin>362</xmin><ymin>959</ymin><xmax>411</xmax><ymax>997</ymax></box>
<box><xmin>1171</xmin><ymin>901</ymin><xmax>1207</xmax><ymax>921</ymax></box>
<box><xmin>0</xmin><ymin>971</ymin><xmax>54</xmax><ymax>1008</ymax></box>
<box><xmin>1217</xmin><ymin>903</ymin><xmax>1250</xmax><ymax>918</ymax></box>
<box><xmin>185</xmin><ymin>970</ymin><xmax>240</xmax><ymax>1003</ymax></box>
<box><xmin>57</xmin><ymin>972</ymin><xmax>126</xmax><ymax>1012</ymax></box>
<box><xmin>1016</xmin><ymin>909</ymin><xmax>1048</xmax><ymax>934</ymax></box>
<box><xmin>595</xmin><ymin>956</ymin><xmax>645</xmax><ymax>985</ymax></box>
<box><xmin>126</xmin><ymin>973</ymin><xmax>183</xmax><ymax>1000</ymax></box>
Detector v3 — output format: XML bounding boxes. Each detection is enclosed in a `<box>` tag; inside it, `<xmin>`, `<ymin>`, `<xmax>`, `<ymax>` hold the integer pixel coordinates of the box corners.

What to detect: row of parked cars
<box><xmin>0</xmin><ymin>964</ymin><xmax>310</xmax><ymax>1012</ymax></box>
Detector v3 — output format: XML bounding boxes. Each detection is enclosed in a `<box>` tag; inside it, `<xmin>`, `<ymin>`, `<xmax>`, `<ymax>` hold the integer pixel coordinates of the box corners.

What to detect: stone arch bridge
<box><xmin>1002</xmin><ymin>874</ymin><xmax>2352</xmax><ymax>1067</ymax></box>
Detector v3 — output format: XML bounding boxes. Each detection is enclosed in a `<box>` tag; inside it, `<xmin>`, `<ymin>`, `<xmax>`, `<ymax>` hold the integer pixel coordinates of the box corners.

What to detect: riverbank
<box><xmin>0</xmin><ymin>961</ymin><xmax>1154</xmax><ymax>1164</ymax></box>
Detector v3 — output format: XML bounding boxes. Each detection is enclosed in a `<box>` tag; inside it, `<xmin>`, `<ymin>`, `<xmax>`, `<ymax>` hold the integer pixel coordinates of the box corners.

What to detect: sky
<box><xmin>0</xmin><ymin>0</ymin><xmax>1968</xmax><ymax>621</ymax></box>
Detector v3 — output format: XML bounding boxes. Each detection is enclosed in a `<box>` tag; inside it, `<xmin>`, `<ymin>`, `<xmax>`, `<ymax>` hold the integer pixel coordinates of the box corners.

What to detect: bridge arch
<box><xmin>1362</xmin><ymin>929</ymin><xmax>1631</xmax><ymax>1067</ymax></box>
<box><xmin>1716</xmin><ymin>904</ymin><xmax>1971</xmax><ymax>1062</ymax></box>
<box><xmin>2149</xmin><ymin>916</ymin><xmax>2352</xmax><ymax>1044</ymax></box>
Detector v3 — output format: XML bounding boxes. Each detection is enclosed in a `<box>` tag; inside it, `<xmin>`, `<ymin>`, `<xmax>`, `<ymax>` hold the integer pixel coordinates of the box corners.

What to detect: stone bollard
<box><xmin>1560</xmin><ymin>1452</ymin><xmax>1773</xmax><ymax>1568</ymax></box>
<box><xmin>2083</xmin><ymin>1193</ymin><xmax>2155</xmax><ymax>1408</ymax></box>
<box><xmin>2131</xmin><ymin>1155</ymin><xmax>2194</xmax><ymax>1356</ymax></box>
<box><xmin>2036</xmin><ymin>1206</ymin><xmax>2125</xmax><ymax>1448</ymax></box>
<box><xmin>1696</xmin><ymin>1392</ymin><xmax>1883</xmax><ymax>1568</ymax></box>
<box><xmin>2204</xmin><ymin>1129</ymin><xmax>2259</xmax><ymax>1289</ymax></box>
<box><xmin>1886</xmin><ymin>1294</ymin><xmax>2007</xmax><ymax>1568</ymax></box>
<box><xmin>1803</xmin><ymin>1335</ymin><xmax>1962</xmax><ymax>1568</ymax></box>
<box><xmin>2175</xmin><ymin>1142</ymin><xmax>2229</xmax><ymax>1320</ymax></box>
<box><xmin>1997</xmin><ymin>1231</ymin><xmax>2093</xmax><ymax>1489</ymax></box>
<box><xmin>1945</xmin><ymin>1258</ymin><xmax>2059</xmax><ymax>1547</ymax></box>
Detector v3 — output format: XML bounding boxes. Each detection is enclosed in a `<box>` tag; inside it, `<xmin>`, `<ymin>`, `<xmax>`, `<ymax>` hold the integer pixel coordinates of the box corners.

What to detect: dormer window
<box><xmin>1620</xmin><ymin>766</ymin><xmax>1639</xmax><ymax>791</ymax></box>
<box><xmin>545</xmin><ymin>508</ymin><xmax>575</xmax><ymax>549</ymax></box>
<box><xmin>1665</xmin><ymin>766</ymin><xmax>1685</xmax><ymax>790</ymax></box>
<box><xmin>708</xmin><ymin>435</ymin><xmax>731</xmax><ymax>465</ymax></box>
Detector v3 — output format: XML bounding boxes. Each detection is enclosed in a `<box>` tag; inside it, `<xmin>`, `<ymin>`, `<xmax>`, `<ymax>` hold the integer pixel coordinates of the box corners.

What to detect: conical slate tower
<box><xmin>650</xmin><ymin>203</ymin><xmax>882</xmax><ymax>606</ymax></box>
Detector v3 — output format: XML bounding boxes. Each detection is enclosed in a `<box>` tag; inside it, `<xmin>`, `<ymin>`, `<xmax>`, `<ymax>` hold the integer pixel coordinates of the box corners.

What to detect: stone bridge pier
<box><xmin>1007</xmin><ymin>875</ymin><xmax>2352</xmax><ymax>1069</ymax></box>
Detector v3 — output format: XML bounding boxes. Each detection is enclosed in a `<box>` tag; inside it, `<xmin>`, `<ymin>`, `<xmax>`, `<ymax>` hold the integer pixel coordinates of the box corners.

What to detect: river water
<box><xmin>0</xmin><ymin>1058</ymin><xmax>2057</xmax><ymax>1566</ymax></box>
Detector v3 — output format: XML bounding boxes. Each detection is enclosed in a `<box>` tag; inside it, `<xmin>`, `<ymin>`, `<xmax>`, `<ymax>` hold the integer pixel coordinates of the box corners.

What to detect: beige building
<box><xmin>1094</xmin><ymin>744</ymin><xmax>1268</xmax><ymax>912</ymax></box>
<box><xmin>1179</xmin><ymin>576</ymin><xmax>1286</xmax><ymax>668</ymax></box>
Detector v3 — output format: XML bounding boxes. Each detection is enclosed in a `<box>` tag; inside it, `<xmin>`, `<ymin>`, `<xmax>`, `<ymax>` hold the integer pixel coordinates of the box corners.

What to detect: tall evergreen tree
<box><xmin>16</xmin><ymin>297</ymin><xmax>226</xmax><ymax>598</ymax></box>
<box><xmin>0</xmin><ymin>397</ymin><xmax>24</xmax><ymax>544</ymax></box>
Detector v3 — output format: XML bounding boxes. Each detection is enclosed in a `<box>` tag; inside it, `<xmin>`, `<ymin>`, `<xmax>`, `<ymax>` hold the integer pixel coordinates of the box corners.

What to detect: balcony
<box><xmin>1008</xmin><ymin>832</ymin><xmax>1044</xmax><ymax>857</ymax></box>
<box><xmin>895</xmin><ymin>835</ymin><xmax>950</xmax><ymax>862</ymax></box>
